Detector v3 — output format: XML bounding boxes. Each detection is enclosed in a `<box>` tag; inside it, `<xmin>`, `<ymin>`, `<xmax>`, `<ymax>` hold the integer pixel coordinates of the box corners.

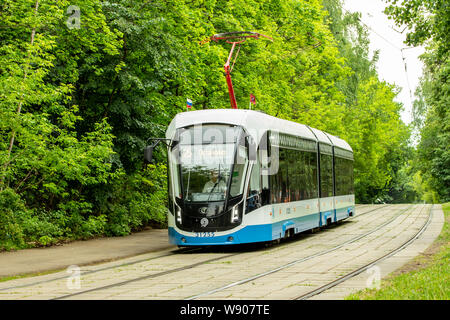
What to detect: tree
<box><xmin>322</xmin><ymin>0</ymin><xmax>411</xmax><ymax>203</ymax></box>
<box><xmin>0</xmin><ymin>0</ymin><xmax>123</xmax><ymax>248</ymax></box>
<box><xmin>385</xmin><ymin>0</ymin><xmax>450</xmax><ymax>202</ymax></box>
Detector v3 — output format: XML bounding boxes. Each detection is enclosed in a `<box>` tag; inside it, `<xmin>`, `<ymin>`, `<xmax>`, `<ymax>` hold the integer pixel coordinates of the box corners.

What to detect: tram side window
<box><xmin>270</xmin><ymin>147</ymin><xmax>318</xmax><ymax>204</ymax></box>
<box><xmin>270</xmin><ymin>148</ymin><xmax>284</xmax><ymax>203</ymax></box>
<box><xmin>320</xmin><ymin>153</ymin><xmax>333</xmax><ymax>198</ymax></box>
<box><xmin>288</xmin><ymin>149</ymin><xmax>300</xmax><ymax>201</ymax></box>
<box><xmin>306</xmin><ymin>151</ymin><xmax>318</xmax><ymax>199</ymax></box>
<box><xmin>259</xmin><ymin>146</ymin><xmax>270</xmax><ymax>206</ymax></box>
<box><xmin>334</xmin><ymin>156</ymin><xmax>354</xmax><ymax>196</ymax></box>
<box><xmin>271</xmin><ymin>148</ymin><xmax>285</xmax><ymax>203</ymax></box>
<box><xmin>335</xmin><ymin>156</ymin><xmax>344</xmax><ymax>196</ymax></box>
<box><xmin>245</xmin><ymin>155</ymin><xmax>262</xmax><ymax>213</ymax></box>
<box><xmin>230</xmin><ymin>145</ymin><xmax>248</xmax><ymax>197</ymax></box>
<box><xmin>248</xmin><ymin>156</ymin><xmax>261</xmax><ymax>196</ymax></box>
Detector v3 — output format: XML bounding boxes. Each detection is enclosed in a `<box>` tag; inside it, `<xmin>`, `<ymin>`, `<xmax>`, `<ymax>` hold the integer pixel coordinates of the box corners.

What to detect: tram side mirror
<box><xmin>144</xmin><ymin>145</ymin><xmax>154</xmax><ymax>163</ymax></box>
<box><xmin>144</xmin><ymin>138</ymin><xmax>172</xmax><ymax>164</ymax></box>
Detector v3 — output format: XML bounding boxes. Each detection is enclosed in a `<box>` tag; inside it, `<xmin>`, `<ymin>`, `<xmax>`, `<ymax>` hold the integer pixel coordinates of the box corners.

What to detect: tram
<box><xmin>146</xmin><ymin>109</ymin><xmax>355</xmax><ymax>246</ymax></box>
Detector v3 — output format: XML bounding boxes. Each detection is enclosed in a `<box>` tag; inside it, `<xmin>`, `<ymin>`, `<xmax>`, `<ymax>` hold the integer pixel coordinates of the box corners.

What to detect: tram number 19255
<box><xmin>195</xmin><ymin>232</ymin><xmax>215</xmax><ymax>238</ymax></box>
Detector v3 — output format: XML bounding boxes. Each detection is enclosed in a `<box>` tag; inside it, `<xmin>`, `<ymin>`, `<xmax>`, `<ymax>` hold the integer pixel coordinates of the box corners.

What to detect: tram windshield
<box><xmin>176</xmin><ymin>125</ymin><xmax>247</xmax><ymax>203</ymax></box>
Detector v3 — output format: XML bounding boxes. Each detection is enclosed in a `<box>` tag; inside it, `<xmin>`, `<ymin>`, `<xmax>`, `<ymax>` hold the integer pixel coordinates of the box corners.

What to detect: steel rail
<box><xmin>52</xmin><ymin>252</ymin><xmax>241</xmax><ymax>300</ymax></box>
<box><xmin>185</xmin><ymin>204</ymin><xmax>415</xmax><ymax>300</ymax></box>
<box><xmin>53</xmin><ymin>204</ymin><xmax>399</xmax><ymax>300</ymax></box>
<box><xmin>0</xmin><ymin>204</ymin><xmax>394</xmax><ymax>297</ymax></box>
<box><xmin>293</xmin><ymin>204</ymin><xmax>434</xmax><ymax>300</ymax></box>
<box><xmin>0</xmin><ymin>204</ymin><xmax>387</xmax><ymax>293</ymax></box>
<box><xmin>0</xmin><ymin>247</ymin><xmax>202</xmax><ymax>292</ymax></box>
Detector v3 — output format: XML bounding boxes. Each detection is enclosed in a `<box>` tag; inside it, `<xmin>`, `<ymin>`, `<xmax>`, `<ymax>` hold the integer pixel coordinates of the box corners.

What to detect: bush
<box><xmin>0</xmin><ymin>163</ymin><xmax>169</xmax><ymax>250</ymax></box>
<box><xmin>102</xmin><ymin>164</ymin><xmax>168</xmax><ymax>236</ymax></box>
<box><xmin>20</xmin><ymin>214</ymin><xmax>64</xmax><ymax>244</ymax></box>
<box><xmin>0</xmin><ymin>188</ymin><xmax>26</xmax><ymax>250</ymax></box>
<box><xmin>80</xmin><ymin>215</ymin><xmax>107</xmax><ymax>239</ymax></box>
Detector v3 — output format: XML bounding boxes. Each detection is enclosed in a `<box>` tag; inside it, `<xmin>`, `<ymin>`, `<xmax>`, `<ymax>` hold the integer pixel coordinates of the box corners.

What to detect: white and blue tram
<box><xmin>156</xmin><ymin>109</ymin><xmax>354</xmax><ymax>246</ymax></box>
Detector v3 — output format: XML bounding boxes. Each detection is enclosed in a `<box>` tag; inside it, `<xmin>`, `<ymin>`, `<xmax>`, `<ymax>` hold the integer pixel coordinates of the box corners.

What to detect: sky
<box><xmin>343</xmin><ymin>0</ymin><xmax>425</xmax><ymax>125</ymax></box>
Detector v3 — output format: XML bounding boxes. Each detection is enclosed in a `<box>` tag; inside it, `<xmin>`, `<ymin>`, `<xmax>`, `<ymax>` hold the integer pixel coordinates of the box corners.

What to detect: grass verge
<box><xmin>346</xmin><ymin>203</ymin><xmax>449</xmax><ymax>300</ymax></box>
<box><xmin>0</xmin><ymin>268</ymin><xmax>64</xmax><ymax>283</ymax></box>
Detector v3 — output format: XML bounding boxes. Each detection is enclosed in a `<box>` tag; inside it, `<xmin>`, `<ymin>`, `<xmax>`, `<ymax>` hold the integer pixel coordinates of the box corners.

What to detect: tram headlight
<box><xmin>231</xmin><ymin>204</ymin><xmax>240</xmax><ymax>223</ymax></box>
<box><xmin>176</xmin><ymin>206</ymin><xmax>182</xmax><ymax>224</ymax></box>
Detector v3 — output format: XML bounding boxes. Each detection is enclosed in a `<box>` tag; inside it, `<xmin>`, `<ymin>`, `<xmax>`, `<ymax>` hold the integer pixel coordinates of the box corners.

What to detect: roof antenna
<box><xmin>201</xmin><ymin>31</ymin><xmax>273</xmax><ymax>109</ymax></box>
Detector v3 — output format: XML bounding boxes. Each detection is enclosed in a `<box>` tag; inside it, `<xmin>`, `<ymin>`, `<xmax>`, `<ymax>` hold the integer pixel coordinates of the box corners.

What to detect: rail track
<box><xmin>0</xmin><ymin>204</ymin><xmax>388</xmax><ymax>295</ymax></box>
<box><xmin>0</xmin><ymin>204</ymin><xmax>430</xmax><ymax>300</ymax></box>
<box><xmin>185</xmin><ymin>204</ymin><xmax>422</xmax><ymax>300</ymax></box>
<box><xmin>293</xmin><ymin>204</ymin><xmax>433</xmax><ymax>300</ymax></box>
<box><xmin>52</xmin><ymin>204</ymin><xmax>396</xmax><ymax>300</ymax></box>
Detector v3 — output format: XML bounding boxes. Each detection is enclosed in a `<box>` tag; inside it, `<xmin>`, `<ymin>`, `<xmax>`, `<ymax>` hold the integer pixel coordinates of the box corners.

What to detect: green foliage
<box><xmin>102</xmin><ymin>164</ymin><xmax>168</xmax><ymax>236</ymax></box>
<box><xmin>385</xmin><ymin>0</ymin><xmax>450</xmax><ymax>202</ymax></box>
<box><xmin>0</xmin><ymin>0</ymin><xmax>124</xmax><ymax>250</ymax></box>
<box><xmin>323</xmin><ymin>0</ymin><xmax>411</xmax><ymax>203</ymax></box>
<box><xmin>0</xmin><ymin>189</ymin><xmax>26</xmax><ymax>250</ymax></box>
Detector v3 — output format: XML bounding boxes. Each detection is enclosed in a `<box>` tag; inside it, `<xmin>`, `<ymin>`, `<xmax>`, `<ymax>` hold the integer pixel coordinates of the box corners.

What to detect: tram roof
<box><xmin>166</xmin><ymin>109</ymin><xmax>352</xmax><ymax>152</ymax></box>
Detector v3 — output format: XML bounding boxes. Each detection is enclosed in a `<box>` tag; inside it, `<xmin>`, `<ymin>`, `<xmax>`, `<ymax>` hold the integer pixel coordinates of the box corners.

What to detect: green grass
<box><xmin>0</xmin><ymin>268</ymin><xmax>64</xmax><ymax>283</ymax></box>
<box><xmin>346</xmin><ymin>203</ymin><xmax>450</xmax><ymax>300</ymax></box>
